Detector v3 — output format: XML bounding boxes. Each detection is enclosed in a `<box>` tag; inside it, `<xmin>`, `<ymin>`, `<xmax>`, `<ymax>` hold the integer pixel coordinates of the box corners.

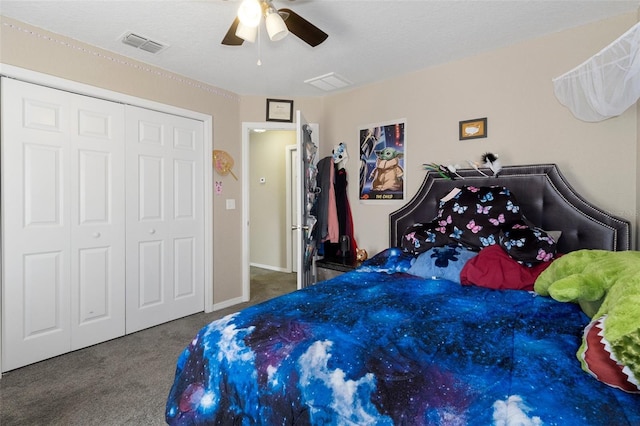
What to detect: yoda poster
<box><xmin>359</xmin><ymin>119</ymin><xmax>406</xmax><ymax>201</ymax></box>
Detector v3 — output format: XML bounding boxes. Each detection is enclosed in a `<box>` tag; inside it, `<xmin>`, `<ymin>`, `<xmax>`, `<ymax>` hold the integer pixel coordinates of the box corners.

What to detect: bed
<box><xmin>166</xmin><ymin>164</ymin><xmax>639</xmax><ymax>425</ymax></box>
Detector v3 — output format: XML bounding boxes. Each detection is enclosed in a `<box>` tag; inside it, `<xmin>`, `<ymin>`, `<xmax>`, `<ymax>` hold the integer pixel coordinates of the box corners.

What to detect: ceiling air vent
<box><xmin>304</xmin><ymin>72</ymin><xmax>352</xmax><ymax>92</ymax></box>
<box><xmin>121</xmin><ymin>32</ymin><xmax>168</xmax><ymax>54</ymax></box>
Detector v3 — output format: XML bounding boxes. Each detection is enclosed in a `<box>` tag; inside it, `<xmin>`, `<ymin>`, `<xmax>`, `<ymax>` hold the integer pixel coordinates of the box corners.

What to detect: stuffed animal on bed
<box><xmin>356</xmin><ymin>248</ymin><xmax>368</xmax><ymax>262</ymax></box>
<box><xmin>534</xmin><ymin>249</ymin><xmax>640</xmax><ymax>393</ymax></box>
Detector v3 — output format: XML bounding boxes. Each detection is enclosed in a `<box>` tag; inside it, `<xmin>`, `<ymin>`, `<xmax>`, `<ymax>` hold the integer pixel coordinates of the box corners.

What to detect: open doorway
<box><xmin>241</xmin><ymin>122</ymin><xmax>296</xmax><ymax>303</ymax></box>
<box><xmin>248</xmin><ymin>129</ymin><xmax>297</xmax><ymax>272</ymax></box>
<box><xmin>241</xmin><ymin>120</ymin><xmax>320</xmax><ymax>300</ymax></box>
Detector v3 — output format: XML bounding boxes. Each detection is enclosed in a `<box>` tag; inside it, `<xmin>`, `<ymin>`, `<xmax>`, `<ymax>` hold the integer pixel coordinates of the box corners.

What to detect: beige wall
<box><xmin>2</xmin><ymin>11</ymin><xmax>639</xmax><ymax>309</ymax></box>
<box><xmin>319</xmin><ymin>12</ymin><xmax>639</xmax><ymax>255</ymax></box>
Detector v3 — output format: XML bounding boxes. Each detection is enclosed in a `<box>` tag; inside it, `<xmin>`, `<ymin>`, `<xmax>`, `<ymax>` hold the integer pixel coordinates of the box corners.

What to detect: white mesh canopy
<box><xmin>553</xmin><ymin>21</ymin><xmax>640</xmax><ymax>122</ymax></box>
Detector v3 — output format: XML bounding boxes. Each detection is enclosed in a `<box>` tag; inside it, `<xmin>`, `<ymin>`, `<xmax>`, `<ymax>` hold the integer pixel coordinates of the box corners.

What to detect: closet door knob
<box><xmin>93</xmin><ymin>232</ymin><xmax>101</xmax><ymax>238</ymax></box>
<box><xmin>149</xmin><ymin>229</ymin><xmax>156</xmax><ymax>234</ymax></box>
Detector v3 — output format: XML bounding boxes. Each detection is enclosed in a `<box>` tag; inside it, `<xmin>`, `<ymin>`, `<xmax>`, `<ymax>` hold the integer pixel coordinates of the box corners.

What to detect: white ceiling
<box><xmin>1</xmin><ymin>1</ymin><xmax>638</xmax><ymax>97</ymax></box>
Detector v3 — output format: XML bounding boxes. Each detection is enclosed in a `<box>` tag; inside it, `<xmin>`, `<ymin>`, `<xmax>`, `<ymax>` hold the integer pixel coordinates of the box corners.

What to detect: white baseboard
<box><xmin>250</xmin><ymin>262</ymin><xmax>291</xmax><ymax>273</ymax></box>
<box><xmin>212</xmin><ymin>295</ymin><xmax>247</xmax><ymax>311</ymax></box>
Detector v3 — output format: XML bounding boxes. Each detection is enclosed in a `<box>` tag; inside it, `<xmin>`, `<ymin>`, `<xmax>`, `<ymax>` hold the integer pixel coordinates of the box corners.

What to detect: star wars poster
<box><xmin>359</xmin><ymin>119</ymin><xmax>406</xmax><ymax>201</ymax></box>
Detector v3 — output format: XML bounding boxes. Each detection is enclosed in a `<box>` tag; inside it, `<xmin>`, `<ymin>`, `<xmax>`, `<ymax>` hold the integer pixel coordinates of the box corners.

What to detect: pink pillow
<box><xmin>460</xmin><ymin>245</ymin><xmax>556</xmax><ymax>290</ymax></box>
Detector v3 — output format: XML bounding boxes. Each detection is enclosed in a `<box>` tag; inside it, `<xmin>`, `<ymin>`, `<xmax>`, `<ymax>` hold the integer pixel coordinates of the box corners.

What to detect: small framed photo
<box><xmin>266</xmin><ymin>98</ymin><xmax>294</xmax><ymax>122</ymax></box>
<box><xmin>459</xmin><ymin>117</ymin><xmax>487</xmax><ymax>140</ymax></box>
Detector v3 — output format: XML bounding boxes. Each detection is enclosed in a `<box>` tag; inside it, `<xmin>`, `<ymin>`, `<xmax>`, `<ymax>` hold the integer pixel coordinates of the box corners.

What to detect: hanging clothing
<box><xmin>311</xmin><ymin>157</ymin><xmax>337</xmax><ymax>243</ymax></box>
<box><xmin>326</xmin><ymin>164</ymin><xmax>339</xmax><ymax>243</ymax></box>
<box><xmin>312</xmin><ymin>155</ymin><xmax>358</xmax><ymax>262</ymax></box>
<box><xmin>335</xmin><ymin>167</ymin><xmax>358</xmax><ymax>258</ymax></box>
<box><xmin>334</xmin><ymin>167</ymin><xmax>348</xmax><ymax>236</ymax></box>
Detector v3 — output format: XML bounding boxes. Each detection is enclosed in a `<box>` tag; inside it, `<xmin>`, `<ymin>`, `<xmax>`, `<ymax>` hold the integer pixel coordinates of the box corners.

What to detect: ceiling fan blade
<box><xmin>221</xmin><ymin>17</ymin><xmax>245</xmax><ymax>46</ymax></box>
<box><xmin>278</xmin><ymin>8</ymin><xmax>328</xmax><ymax>47</ymax></box>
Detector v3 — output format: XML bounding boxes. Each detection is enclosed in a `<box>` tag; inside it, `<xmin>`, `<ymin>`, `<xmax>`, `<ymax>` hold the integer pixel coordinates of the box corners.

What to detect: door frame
<box><xmin>285</xmin><ymin>144</ymin><xmax>298</xmax><ymax>274</ymax></box>
<box><xmin>0</xmin><ymin>64</ymin><xmax>214</xmax><ymax>373</ymax></box>
<box><xmin>241</xmin><ymin>122</ymin><xmax>295</xmax><ymax>303</ymax></box>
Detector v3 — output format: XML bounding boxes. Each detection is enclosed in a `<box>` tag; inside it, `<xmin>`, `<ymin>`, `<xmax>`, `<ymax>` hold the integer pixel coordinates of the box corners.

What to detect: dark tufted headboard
<box><xmin>389</xmin><ymin>164</ymin><xmax>630</xmax><ymax>253</ymax></box>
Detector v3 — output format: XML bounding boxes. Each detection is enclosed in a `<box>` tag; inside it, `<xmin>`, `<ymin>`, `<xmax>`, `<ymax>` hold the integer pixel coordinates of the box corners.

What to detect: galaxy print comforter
<box><xmin>166</xmin><ymin>249</ymin><xmax>640</xmax><ymax>425</ymax></box>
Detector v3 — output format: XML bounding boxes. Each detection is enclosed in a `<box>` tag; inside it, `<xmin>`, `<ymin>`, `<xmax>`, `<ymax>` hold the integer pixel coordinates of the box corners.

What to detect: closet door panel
<box><xmin>125</xmin><ymin>106</ymin><xmax>204</xmax><ymax>333</ymax></box>
<box><xmin>1</xmin><ymin>79</ymin><xmax>72</xmax><ymax>371</ymax></box>
<box><xmin>168</xmin><ymin>119</ymin><xmax>203</xmax><ymax>318</ymax></box>
<box><xmin>172</xmin><ymin>158</ymin><xmax>198</xmax><ymax>302</ymax></box>
<box><xmin>174</xmin><ymin>237</ymin><xmax>196</xmax><ymax>298</ymax></box>
<box><xmin>138</xmin><ymin>155</ymin><xmax>164</xmax><ymax>221</ymax></box>
<box><xmin>23</xmin><ymin>252</ymin><xmax>66</xmax><ymax>336</ymax></box>
<box><xmin>174</xmin><ymin>159</ymin><xmax>196</xmax><ymax>219</ymax></box>
<box><xmin>24</xmin><ymin>145</ymin><xmax>64</xmax><ymax>225</ymax></box>
<box><xmin>70</xmin><ymin>94</ymin><xmax>126</xmax><ymax>350</ymax></box>
<box><xmin>77</xmin><ymin>247</ymin><xmax>111</xmax><ymax>321</ymax></box>
<box><xmin>23</xmin><ymin>96</ymin><xmax>65</xmax><ymax>132</ymax></box>
<box><xmin>138</xmin><ymin>240</ymin><xmax>165</xmax><ymax>307</ymax></box>
<box><xmin>126</xmin><ymin>116</ymin><xmax>171</xmax><ymax>332</ymax></box>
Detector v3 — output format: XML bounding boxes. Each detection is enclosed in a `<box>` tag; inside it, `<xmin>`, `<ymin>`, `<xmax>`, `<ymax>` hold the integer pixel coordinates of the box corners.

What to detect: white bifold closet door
<box><xmin>124</xmin><ymin>106</ymin><xmax>204</xmax><ymax>333</ymax></box>
<box><xmin>2</xmin><ymin>78</ymin><xmax>126</xmax><ymax>371</ymax></box>
<box><xmin>2</xmin><ymin>79</ymin><xmax>205</xmax><ymax>371</ymax></box>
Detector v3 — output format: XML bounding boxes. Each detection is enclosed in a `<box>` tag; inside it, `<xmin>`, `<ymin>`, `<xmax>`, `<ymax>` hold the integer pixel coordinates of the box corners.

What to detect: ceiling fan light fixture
<box><xmin>222</xmin><ymin>1</ymin><xmax>327</xmax><ymax>47</ymax></box>
<box><xmin>235</xmin><ymin>21</ymin><xmax>258</xmax><ymax>43</ymax></box>
<box><xmin>265</xmin><ymin>9</ymin><xmax>289</xmax><ymax>41</ymax></box>
<box><xmin>237</xmin><ymin>0</ymin><xmax>262</xmax><ymax>27</ymax></box>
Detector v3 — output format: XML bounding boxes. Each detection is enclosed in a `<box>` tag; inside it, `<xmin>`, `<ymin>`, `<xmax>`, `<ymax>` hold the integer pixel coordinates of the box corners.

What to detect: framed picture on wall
<box><xmin>459</xmin><ymin>117</ymin><xmax>487</xmax><ymax>140</ymax></box>
<box><xmin>266</xmin><ymin>98</ymin><xmax>294</xmax><ymax>122</ymax></box>
<box><xmin>358</xmin><ymin>119</ymin><xmax>406</xmax><ymax>202</ymax></box>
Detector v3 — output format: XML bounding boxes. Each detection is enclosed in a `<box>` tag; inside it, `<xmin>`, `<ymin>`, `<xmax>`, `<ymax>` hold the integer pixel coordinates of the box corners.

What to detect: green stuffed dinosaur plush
<box><xmin>534</xmin><ymin>249</ymin><xmax>640</xmax><ymax>393</ymax></box>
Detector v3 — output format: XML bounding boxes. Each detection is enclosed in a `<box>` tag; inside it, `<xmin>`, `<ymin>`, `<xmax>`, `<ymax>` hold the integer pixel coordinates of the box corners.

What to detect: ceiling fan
<box><xmin>221</xmin><ymin>0</ymin><xmax>328</xmax><ymax>47</ymax></box>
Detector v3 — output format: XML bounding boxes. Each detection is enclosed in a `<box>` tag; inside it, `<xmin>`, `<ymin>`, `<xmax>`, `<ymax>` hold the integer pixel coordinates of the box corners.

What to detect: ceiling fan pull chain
<box><xmin>257</xmin><ymin>25</ymin><xmax>262</xmax><ymax>66</ymax></box>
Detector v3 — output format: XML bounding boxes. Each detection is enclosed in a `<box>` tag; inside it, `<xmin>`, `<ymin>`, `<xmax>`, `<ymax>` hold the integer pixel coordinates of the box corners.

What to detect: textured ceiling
<box><xmin>1</xmin><ymin>0</ymin><xmax>638</xmax><ymax>97</ymax></box>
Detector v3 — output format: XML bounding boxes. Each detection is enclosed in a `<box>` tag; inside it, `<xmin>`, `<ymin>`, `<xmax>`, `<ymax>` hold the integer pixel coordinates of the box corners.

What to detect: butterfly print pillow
<box><xmin>439</xmin><ymin>186</ymin><xmax>523</xmax><ymax>250</ymax></box>
<box><xmin>499</xmin><ymin>220</ymin><xmax>558</xmax><ymax>265</ymax></box>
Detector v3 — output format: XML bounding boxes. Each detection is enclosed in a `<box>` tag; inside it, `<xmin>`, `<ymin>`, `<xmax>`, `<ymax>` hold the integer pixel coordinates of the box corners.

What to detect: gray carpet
<box><xmin>0</xmin><ymin>267</ymin><xmax>296</xmax><ymax>425</ymax></box>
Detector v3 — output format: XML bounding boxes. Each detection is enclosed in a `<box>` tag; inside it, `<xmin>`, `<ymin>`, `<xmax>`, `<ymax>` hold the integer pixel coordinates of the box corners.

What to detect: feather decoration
<box><xmin>446</xmin><ymin>164</ymin><xmax>465</xmax><ymax>179</ymax></box>
<box><xmin>482</xmin><ymin>152</ymin><xmax>502</xmax><ymax>177</ymax></box>
<box><xmin>467</xmin><ymin>160</ymin><xmax>490</xmax><ymax>177</ymax></box>
<box><xmin>423</xmin><ymin>163</ymin><xmax>457</xmax><ymax>180</ymax></box>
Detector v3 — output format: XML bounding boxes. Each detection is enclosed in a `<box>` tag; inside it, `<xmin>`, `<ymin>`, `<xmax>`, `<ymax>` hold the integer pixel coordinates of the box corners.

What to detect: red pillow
<box><xmin>460</xmin><ymin>245</ymin><xmax>556</xmax><ymax>290</ymax></box>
